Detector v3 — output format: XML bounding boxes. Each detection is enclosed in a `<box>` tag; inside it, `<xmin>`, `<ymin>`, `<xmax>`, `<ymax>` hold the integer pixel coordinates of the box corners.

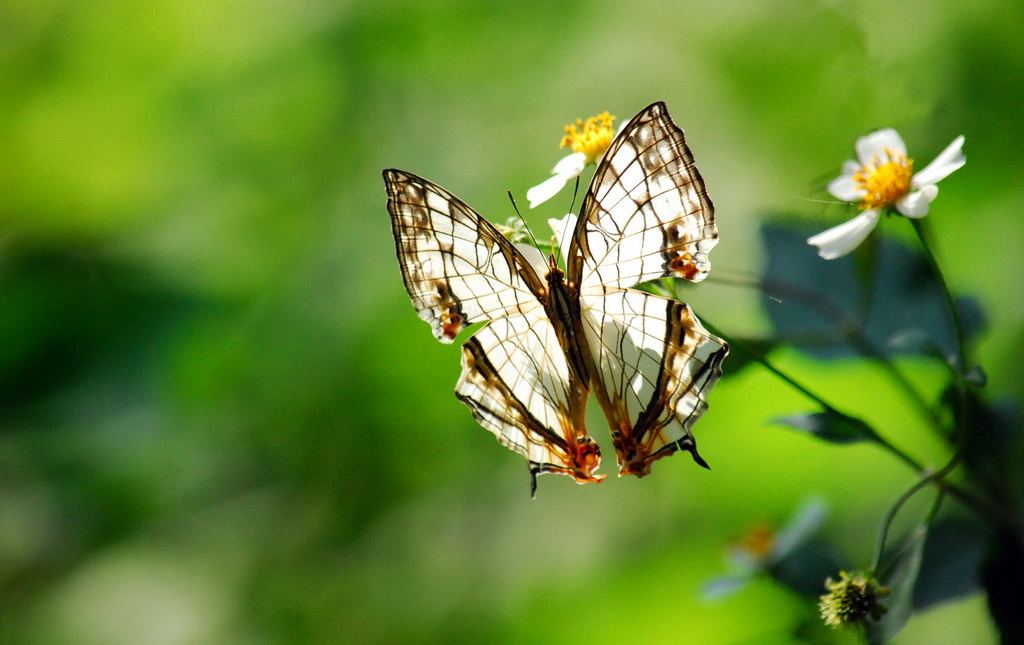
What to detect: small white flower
<box><xmin>702</xmin><ymin>498</ymin><xmax>828</xmax><ymax>601</ymax></box>
<box><xmin>527</xmin><ymin>111</ymin><xmax>617</xmax><ymax>208</ymax></box>
<box><xmin>808</xmin><ymin>129</ymin><xmax>965</xmax><ymax>259</ymax></box>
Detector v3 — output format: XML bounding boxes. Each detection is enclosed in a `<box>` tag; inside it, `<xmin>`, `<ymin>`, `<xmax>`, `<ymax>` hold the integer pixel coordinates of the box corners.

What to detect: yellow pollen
<box><xmin>560</xmin><ymin>111</ymin><xmax>616</xmax><ymax>164</ymax></box>
<box><xmin>853</xmin><ymin>149</ymin><xmax>914</xmax><ymax>210</ymax></box>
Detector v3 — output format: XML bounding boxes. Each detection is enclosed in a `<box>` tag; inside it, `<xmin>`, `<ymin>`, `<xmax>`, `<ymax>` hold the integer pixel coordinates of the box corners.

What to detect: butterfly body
<box><xmin>385</xmin><ymin>102</ymin><xmax>728</xmax><ymax>493</ymax></box>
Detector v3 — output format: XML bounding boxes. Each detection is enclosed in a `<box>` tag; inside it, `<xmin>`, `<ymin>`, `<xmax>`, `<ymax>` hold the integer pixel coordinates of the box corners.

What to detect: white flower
<box><xmin>808</xmin><ymin>128</ymin><xmax>965</xmax><ymax>260</ymax></box>
<box><xmin>702</xmin><ymin>497</ymin><xmax>828</xmax><ymax>601</ymax></box>
<box><xmin>527</xmin><ymin>111</ymin><xmax>617</xmax><ymax>208</ymax></box>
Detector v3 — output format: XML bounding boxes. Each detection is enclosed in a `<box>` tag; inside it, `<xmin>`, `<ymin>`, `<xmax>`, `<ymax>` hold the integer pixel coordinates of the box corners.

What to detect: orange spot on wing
<box><xmin>669</xmin><ymin>252</ymin><xmax>698</xmax><ymax>280</ymax></box>
<box><xmin>569</xmin><ymin>439</ymin><xmax>606</xmax><ymax>483</ymax></box>
<box><xmin>441</xmin><ymin>312</ymin><xmax>462</xmax><ymax>339</ymax></box>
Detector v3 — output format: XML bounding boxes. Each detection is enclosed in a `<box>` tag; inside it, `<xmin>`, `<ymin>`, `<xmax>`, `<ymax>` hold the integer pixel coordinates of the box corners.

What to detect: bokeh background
<box><xmin>2</xmin><ymin>0</ymin><xmax>1022</xmax><ymax>643</ymax></box>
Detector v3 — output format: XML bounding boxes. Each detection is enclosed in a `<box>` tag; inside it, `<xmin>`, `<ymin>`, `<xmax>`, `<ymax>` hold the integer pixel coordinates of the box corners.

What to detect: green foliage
<box><xmin>773</xmin><ymin>412</ymin><xmax>875</xmax><ymax>445</ymax></box>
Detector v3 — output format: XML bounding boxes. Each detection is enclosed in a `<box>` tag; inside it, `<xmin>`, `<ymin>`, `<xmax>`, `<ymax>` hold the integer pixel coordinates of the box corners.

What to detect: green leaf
<box><xmin>965</xmin><ymin>365</ymin><xmax>988</xmax><ymax>387</ymax></box>
<box><xmin>714</xmin><ymin>336</ymin><xmax>777</xmax><ymax>376</ymax></box>
<box><xmin>913</xmin><ymin>518</ymin><xmax>989</xmax><ymax>610</ymax></box>
<box><xmin>759</xmin><ymin>222</ymin><xmax>987</xmax><ymax>362</ymax></box>
<box><xmin>868</xmin><ymin>524</ymin><xmax>928</xmax><ymax>645</ymax></box>
<box><xmin>773</xmin><ymin>411</ymin><xmax>875</xmax><ymax>444</ymax></box>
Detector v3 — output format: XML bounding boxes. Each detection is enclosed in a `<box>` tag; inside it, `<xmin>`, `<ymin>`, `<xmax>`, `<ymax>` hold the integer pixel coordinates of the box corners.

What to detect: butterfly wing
<box><xmin>457</xmin><ymin>313</ymin><xmax>604</xmax><ymax>493</ymax></box>
<box><xmin>567</xmin><ymin>102</ymin><xmax>728</xmax><ymax>475</ymax></box>
<box><xmin>581</xmin><ymin>288</ymin><xmax>727</xmax><ymax>476</ymax></box>
<box><xmin>385</xmin><ymin>169</ymin><xmax>546</xmax><ymax>344</ymax></box>
<box><xmin>385</xmin><ymin>169</ymin><xmax>602</xmax><ymax>489</ymax></box>
<box><xmin>568</xmin><ymin>101</ymin><xmax>718</xmax><ymax>292</ymax></box>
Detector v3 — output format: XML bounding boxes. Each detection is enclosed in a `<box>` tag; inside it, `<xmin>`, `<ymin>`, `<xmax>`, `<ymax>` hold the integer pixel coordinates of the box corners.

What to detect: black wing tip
<box><xmin>691</xmin><ymin>448</ymin><xmax>711</xmax><ymax>470</ymax></box>
<box><xmin>644</xmin><ymin>100</ymin><xmax>668</xmax><ymax>114</ymax></box>
<box><xmin>679</xmin><ymin>437</ymin><xmax>711</xmax><ymax>470</ymax></box>
<box><xmin>383</xmin><ymin>168</ymin><xmax>413</xmax><ymax>183</ymax></box>
<box><xmin>617</xmin><ymin>101</ymin><xmax>680</xmax><ymax>143</ymax></box>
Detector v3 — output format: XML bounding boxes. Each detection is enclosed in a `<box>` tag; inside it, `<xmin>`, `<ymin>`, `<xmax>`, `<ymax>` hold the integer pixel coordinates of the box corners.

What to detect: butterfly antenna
<box><xmin>506</xmin><ymin>190</ymin><xmax>542</xmax><ymax>250</ymax></box>
<box><xmin>568</xmin><ymin>175</ymin><xmax>581</xmax><ymax>215</ymax></box>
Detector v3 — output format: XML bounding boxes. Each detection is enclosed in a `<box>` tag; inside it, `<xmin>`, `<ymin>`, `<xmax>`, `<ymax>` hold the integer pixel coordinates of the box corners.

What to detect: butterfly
<box><xmin>384</xmin><ymin>101</ymin><xmax>728</xmax><ymax>494</ymax></box>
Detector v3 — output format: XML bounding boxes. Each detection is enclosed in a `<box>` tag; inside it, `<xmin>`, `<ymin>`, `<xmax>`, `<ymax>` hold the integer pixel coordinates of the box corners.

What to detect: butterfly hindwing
<box><xmin>456</xmin><ymin>312</ymin><xmax>603</xmax><ymax>491</ymax></box>
<box><xmin>581</xmin><ymin>288</ymin><xmax>727</xmax><ymax>476</ymax></box>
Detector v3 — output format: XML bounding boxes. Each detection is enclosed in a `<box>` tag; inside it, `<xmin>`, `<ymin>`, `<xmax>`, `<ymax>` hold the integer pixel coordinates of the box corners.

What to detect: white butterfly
<box><xmin>385</xmin><ymin>102</ymin><xmax>727</xmax><ymax>494</ymax></box>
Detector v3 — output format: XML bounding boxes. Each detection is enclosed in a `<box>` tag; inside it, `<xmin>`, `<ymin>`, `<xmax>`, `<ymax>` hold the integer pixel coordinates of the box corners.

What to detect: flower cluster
<box><xmin>493</xmin><ymin>216</ymin><xmax>529</xmax><ymax>244</ymax></box>
<box><xmin>818</xmin><ymin>570</ymin><xmax>891</xmax><ymax>628</ymax></box>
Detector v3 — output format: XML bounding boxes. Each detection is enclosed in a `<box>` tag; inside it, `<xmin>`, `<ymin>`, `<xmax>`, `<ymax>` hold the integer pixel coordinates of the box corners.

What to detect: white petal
<box><xmin>527</xmin><ymin>153</ymin><xmax>587</xmax><ymax>208</ymax></box>
<box><xmin>895</xmin><ymin>186</ymin><xmax>938</xmax><ymax>218</ymax></box>
<box><xmin>550</xmin><ymin>151</ymin><xmax>587</xmax><ymax>176</ymax></box>
<box><xmin>527</xmin><ymin>173</ymin><xmax>571</xmax><ymax>208</ymax></box>
<box><xmin>911</xmin><ymin>135</ymin><xmax>965</xmax><ymax>188</ymax></box>
<box><xmin>840</xmin><ymin>159</ymin><xmax>862</xmax><ymax>176</ymax></box>
<box><xmin>806</xmin><ymin>210</ymin><xmax>881</xmax><ymax>260</ymax></box>
<box><xmin>547</xmin><ymin>213</ymin><xmax>576</xmax><ymax>241</ymax></box>
<box><xmin>828</xmin><ymin>173</ymin><xmax>864</xmax><ymax>202</ymax></box>
<box><xmin>856</xmin><ymin>128</ymin><xmax>906</xmax><ymax>164</ymax></box>
<box><xmin>548</xmin><ymin>213</ymin><xmax>578</xmax><ymax>256</ymax></box>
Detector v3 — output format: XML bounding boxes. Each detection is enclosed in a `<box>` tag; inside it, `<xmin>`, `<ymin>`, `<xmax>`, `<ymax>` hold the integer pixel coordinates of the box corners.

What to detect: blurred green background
<box><xmin>2</xmin><ymin>0</ymin><xmax>1022</xmax><ymax>643</ymax></box>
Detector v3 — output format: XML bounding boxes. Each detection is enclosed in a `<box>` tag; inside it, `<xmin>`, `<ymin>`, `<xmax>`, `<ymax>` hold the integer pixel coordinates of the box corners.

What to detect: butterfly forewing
<box><xmin>570</xmin><ymin>102</ymin><xmax>718</xmax><ymax>291</ymax></box>
<box><xmin>385</xmin><ymin>169</ymin><xmax>546</xmax><ymax>344</ymax></box>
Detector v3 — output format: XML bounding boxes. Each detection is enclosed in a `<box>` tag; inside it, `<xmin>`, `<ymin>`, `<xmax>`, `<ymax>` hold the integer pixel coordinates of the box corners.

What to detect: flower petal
<box><xmin>551</xmin><ymin>151</ymin><xmax>587</xmax><ymax>176</ymax></box>
<box><xmin>895</xmin><ymin>186</ymin><xmax>938</xmax><ymax>218</ymax></box>
<box><xmin>911</xmin><ymin>135</ymin><xmax>965</xmax><ymax>188</ymax></box>
<box><xmin>548</xmin><ymin>213</ymin><xmax>578</xmax><ymax>257</ymax></box>
<box><xmin>807</xmin><ymin>210</ymin><xmax>881</xmax><ymax>260</ymax></box>
<box><xmin>828</xmin><ymin>173</ymin><xmax>864</xmax><ymax>202</ymax></box>
<box><xmin>514</xmin><ymin>243</ymin><xmax>549</xmax><ymax>281</ymax></box>
<box><xmin>527</xmin><ymin>153</ymin><xmax>587</xmax><ymax>208</ymax></box>
<box><xmin>527</xmin><ymin>174</ymin><xmax>571</xmax><ymax>208</ymax></box>
<box><xmin>856</xmin><ymin>128</ymin><xmax>906</xmax><ymax>164</ymax></box>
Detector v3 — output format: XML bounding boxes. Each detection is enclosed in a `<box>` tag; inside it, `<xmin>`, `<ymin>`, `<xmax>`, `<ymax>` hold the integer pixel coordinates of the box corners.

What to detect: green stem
<box><xmin>756</xmin><ymin>272</ymin><xmax>945</xmax><ymax>438</ymax></box>
<box><xmin>910</xmin><ymin>219</ymin><xmax>969</xmax><ymax>377</ymax></box>
<box><xmin>871</xmin><ymin>451</ymin><xmax>959</xmax><ymax>573</ymax></box>
<box><xmin>700</xmin><ymin>317</ymin><xmax>996</xmax><ymax>521</ymax></box>
<box><xmin>701</xmin><ymin>319</ymin><xmax>925</xmax><ymax>473</ymax></box>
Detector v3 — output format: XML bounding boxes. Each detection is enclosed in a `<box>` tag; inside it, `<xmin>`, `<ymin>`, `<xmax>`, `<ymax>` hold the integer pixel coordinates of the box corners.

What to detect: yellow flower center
<box><xmin>738</xmin><ymin>523</ymin><xmax>776</xmax><ymax>559</ymax></box>
<box><xmin>560</xmin><ymin>111</ymin><xmax>616</xmax><ymax>164</ymax></box>
<box><xmin>853</xmin><ymin>149</ymin><xmax>914</xmax><ymax>210</ymax></box>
